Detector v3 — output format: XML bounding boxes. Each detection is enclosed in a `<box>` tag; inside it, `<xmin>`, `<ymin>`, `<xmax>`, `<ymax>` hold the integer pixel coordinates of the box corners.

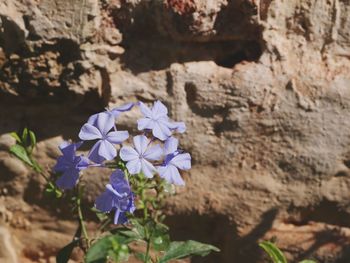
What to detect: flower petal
<box><xmin>152</xmin><ymin>101</ymin><xmax>168</xmax><ymax>119</ymax></box>
<box><xmin>114</xmin><ymin>209</ymin><xmax>122</xmax><ymax>224</ymax></box>
<box><xmin>96</xmin><ymin>112</ymin><xmax>115</xmax><ymax>135</ymax></box>
<box><xmin>158</xmin><ymin>164</ymin><xmax>185</xmax><ymax>185</ymax></box>
<box><xmin>87</xmin><ymin>113</ymin><xmax>98</xmax><ymax>125</ymax></box>
<box><xmin>79</xmin><ymin>123</ymin><xmax>102</xmax><ymax>140</ymax></box>
<box><xmin>95</xmin><ymin>191</ymin><xmax>115</xmax><ymax>212</ymax></box>
<box><xmin>110</xmin><ymin>102</ymin><xmax>134</xmax><ymax>118</ymax></box>
<box><xmin>98</xmin><ymin>140</ymin><xmax>117</xmax><ymax>161</ymax></box>
<box><xmin>152</xmin><ymin>121</ymin><xmax>172</xmax><ymax>141</ymax></box>
<box><xmin>143</xmin><ymin>144</ymin><xmax>163</xmax><ymax>161</ymax></box>
<box><xmin>53</xmin><ymin>156</ymin><xmax>71</xmax><ymax>172</ymax></box>
<box><xmin>120</xmin><ymin>146</ymin><xmax>139</xmax><ymax>162</ymax></box>
<box><xmin>138</xmin><ymin>102</ymin><xmax>152</xmax><ymax>118</ymax></box>
<box><xmin>59</xmin><ymin>141</ymin><xmax>83</xmax><ymax>159</ymax></box>
<box><xmin>110</xmin><ymin>169</ymin><xmax>130</xmax><ymax>194</ymax></box>
<box><xmin>164</xmin><ymin>137</ymin><xmax>178</xmax><ymax>155</ymax></box>
<box><xmin>170</xmin><ymin>153</ymin><xmax>191</xmax><ymax>170</ymax></box>
<box><xmin>110</xmin><ymin>169</ymin><xmax>125</xmax><ymax>185</ymax></box>
<box><xmin>88</xmin><ymin>141</ymin><xmax>105</xmax><ymax>163</ymax></box>
<box><xmin>137</xmin><ymin>118</ymin><xmax>154</xmax><ymax>130</ymax></box>
<box><xmin>141</xmin><ymin>159</ymin><xmax>156</xmax><ymax>178</ymax></box>
<box><xmin>107</xmin><ymin>130</ymin><xmax>129</xmax><ymax>144</ymax></box>
<box><xmin>75</xmin><ymin>156</ymin><xmax>90</xmax><ymax>170</ymax></box>
<box><xmin>58</xmin><ymin>141</ymin><xmax>70</xmax><ymax>151</ymax></box>
<box><xmin>56</xmin><ymin>169</ymin><xmax>80</xmax><ymax>190</ymax></box>
<box><xmin>126</xmin><ymin>159</ymin><xmax>142</xmax><ymax>175</ymax></box>
<box><xmin>127</xmin><ymin>197</ymin><xmax>136</xmax><ymax>214</ymax></box>
<box><xmin>133</xmin><ymin>135</ymin><xmax>149</xmax><ymax>154</ymax></box>
<box><xmin>172</xmin><ymin>122</ymin><xmax>186</xmax><ymax>133</ymax></box>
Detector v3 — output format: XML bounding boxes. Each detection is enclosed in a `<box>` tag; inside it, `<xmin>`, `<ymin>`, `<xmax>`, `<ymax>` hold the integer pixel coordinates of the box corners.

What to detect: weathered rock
<box><xmin>0</xmin><ymin>0</ymin><xmax>27</xmax><ymax>54</ymax></box>
<box><xmin>1</xmin><ymin>0</ymin><xmax>350</xmax><ymax>262</ymax></box>
<box><xmin>0</xmin><ymin>225</ymin><xmax>18</xmax><ymax>263</ymax></box>
<box><xmin>0</xmin><ymin>154</ymin><xmax>28</xmax><ymax>180</ymax></box>
<box><xmin>26</xmin><ymin>0</ymin><xmax>100</xmax><ymax>42</ymax></box>
<box><xmin>0</xmin><ymin>134</ymin><xmax>16</xmax><ymax>151</ymax></box>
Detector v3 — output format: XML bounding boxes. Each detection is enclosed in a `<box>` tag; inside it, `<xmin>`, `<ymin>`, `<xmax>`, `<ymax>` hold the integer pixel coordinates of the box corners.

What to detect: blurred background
<box><xmin>1</xmin><ymin>0</ymin><xmax>350</xmax><ymax>262</ymax></box>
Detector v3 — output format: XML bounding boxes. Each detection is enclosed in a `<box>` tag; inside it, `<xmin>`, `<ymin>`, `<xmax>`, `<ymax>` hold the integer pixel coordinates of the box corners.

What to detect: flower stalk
<box><xmin>76</xmin><ymin>186</ymin><xmax>89</xmax><ymax>249</ymax></box>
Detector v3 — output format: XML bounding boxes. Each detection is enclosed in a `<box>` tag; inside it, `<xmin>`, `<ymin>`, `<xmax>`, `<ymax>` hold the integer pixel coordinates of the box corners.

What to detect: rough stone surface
<box><xmin>0</xmin><ymin>225</ymin><xmax>18</xmax><ymax>263</ymax></box>
<box><xmin>1</xmin><ymin>0</ymin><xmax>350</xmax><ymax>262</ymax></box>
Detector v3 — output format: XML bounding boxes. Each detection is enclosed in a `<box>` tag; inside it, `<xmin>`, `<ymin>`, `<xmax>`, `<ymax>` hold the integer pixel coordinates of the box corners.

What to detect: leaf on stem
<box><xmin>22</xmin><ymin>128</ymin><xmax>28</xmax><ymax>143</ymax></box>
<box><xmin>149</xmin><ymin>222</ymin><xmax>170</xmax><ymax>252</ymax></box>
<box><xmin>135</xmin><ymin>252</ymin><xmax>147</xmax><ymax>262</ymax></box>
<box><xmin>45</xmin><ymin>182</ymin><xmax>63</xmax><ymax>198</ymax></box>
<box><xmin>259</xmin><ymin>241</ymin><xmax>288</xmax><ymax>263</ymax></box>
<box><xmin>129</xmin><ymin>218</ymin><xmax>146</xmax><ymax>239</ymax></box>
<box><xmin>9</xmin><ymin>144</ymin><xmax>33</xmax><ymax>167</ymax></box>
<box><xmin>10</xmin><ymin>132</ymin><xmax>21</xmax><ymax>143</ymax></box>
<box><xmin>91</xmin><ymin>207</ymin><xmax>109</xmax><ymax>222</ymax></box>
<box><xmin>117</xmin><ymin>228</ymin><xmax>143</xmax><ymax>240</ymax></box>
<box><xmin>85</xmin><ymin>234</ymin><xmax>137</xmax><ymax>263</ymax></box>
<box><xmin>159</xmin><ymin>240</ymin><xmax>220</xmax><ymax>263</ymax></box>
<box><xmin>29</xmin><ymin>130</ymin><xmax>37</xmax><ymax>147</ymax></box>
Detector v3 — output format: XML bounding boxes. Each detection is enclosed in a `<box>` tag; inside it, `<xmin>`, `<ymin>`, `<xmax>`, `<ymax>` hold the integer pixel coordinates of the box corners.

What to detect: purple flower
<box><xmin>54</xmin><ymin>141</ymin><xmax>89</xmax><ymax>190</ymax></box>
<box><xmin>109</xmin><ymin>102</ymin><xmax>134</xmax><ymax>118</ymax></box>
<box><xmin>172</xmin><ymin>122</ymin><xmax>186</xmax><ymax>133</ymax></box>
<box><xmin>120</xmin><ymin>135</ymin><xmax>163</xmax><ymax>178</ymax></box>
<box><xmin>95</xmin><ymin>170</ymin><xmax>135</xmax><ymax>224</ymax></box>
<box><xmin>157</xmin><ymin>137</ymin><xmax>191</xmax><ymax>186</ymax></box>
<box><xmin>137</xmin><ymin>101</ymin><xmax>186</xmax><ymax>141</ymax></box>
<box><xmin>88</xmin><ymin>103</ymin><xmax>135</xmax><ymax>124</ymax></box>
<box><xmin>79</xmin><ymin>112</ymin><xmax>129</xmax><ymax>163</ymax></box>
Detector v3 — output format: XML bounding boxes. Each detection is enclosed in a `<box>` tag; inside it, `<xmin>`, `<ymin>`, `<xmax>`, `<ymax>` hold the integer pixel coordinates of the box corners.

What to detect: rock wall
<box><xmin>1</xmin><ymin>0</ymin><xmax>350</xmax><ymax>262</ymax></box>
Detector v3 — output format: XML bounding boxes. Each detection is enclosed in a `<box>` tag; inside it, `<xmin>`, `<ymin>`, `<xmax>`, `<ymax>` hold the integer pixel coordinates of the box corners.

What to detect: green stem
<box><xmin>145</xmin><ymin>238</ymin><xmax>151</xmax><ymax>263</ymax></box>
<box><xmin>30</xmin><ymin>158</ymin><xmax>63</xmax><ymax>195</ymax></box>
<box><xmin>29</xmin><ymin>156</ymin><xmax>50</xmax><ymax>184</ymax></box>
<box><xmin>141</xmin><ymin>187</ymin><xmax>148</xmax><ymax>221</ymax></box>
<box><xmin>39</xmin><ymin>171</ymin><xmax>51</xmax><ymax>183</ymax></box>
<box><xmin>77</xmin><ymin>187</ymin><xmax>89</xmax><ymax>249</ymax></box>
<box><xmin>143</xmin><ymin>204</ymin><xmax>148</xmax><ymax>221</ymax></box>
<box><xmin>140</xmin><ymin>178</ymin><xmax>152</xmax><ymax>262</ymax></box>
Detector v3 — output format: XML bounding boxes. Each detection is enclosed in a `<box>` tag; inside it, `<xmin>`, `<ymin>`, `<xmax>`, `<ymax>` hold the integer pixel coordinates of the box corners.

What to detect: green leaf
<box><xmin>259</xmin><ymin>241</ymin><xmax>288</xmax><ymax>263</ymax></box>
<box><xmin>152</xmin><ymin>235</ymin><xmax>170</xmax><ymax>251</ymax></box>
<box><xmin>159</xmin><ymin>240</ymin><xmax>220</xmax><ymax>263</ymax></box>
<box><xmin>135</xmin><ymin>252</ymin><xmax>147</xmax><ymax>261</ymax></box>
<box><xmin>117</xmin><ymin>229</ymin><xmax>143</xmax><ymax>240</ymax></box>
<box><xmin>29</xmin><ymin>130</ymin><xmax>36</xmax><ymax>147</ymax></box>
<box><xmin>31</xmin><ymin>159</ymin><xmax>43</xmax><ymax>173</ymax></box>
<box><xmin>54</xmin><ymin>188</ymin><xmax>63</xmax><ymax>198</ymax></box>
<box><xmin>129</xmin><ymin>218</ymin><xmax>146</xmax><ymax>239</ymax></box>
<box><xmin>44</xmin><ymin>183</ymin><xmax>62</xmax><ymax>198</ymax></box>
<box><xmin>10</xmin><ymin>132</ymin><xmax>21</xmax><ymax>143</ymax></box>
<box><xmin>150</xmin><ymin>222</ymin><xmax>170</xmax><ymax>251</ymax></box>
<box><xmin>299</xmin><ymin>260</ymin><xmax>317</xmax><ymax>263</ymax></box>
<box><xmin>134</xmin><ymin>252</ymin><xmax>152</xmax><ymax>263</ymax></box>
<box><xmin>22</xmin><ymin>128</ymin><xmax>28</xmax><ymax>143</ymax></box>
<box><xmin>86</xmin><ymin>237</ymin><xmax>112</xmax><ymax>263</ymax></box>
<box><xmin>86</xmin><ymin>234</ymin><xmax>136</xmax><ymax>263</ymax></box>
<box><xmin>108</xmin><ymin>243</ymin><xmax>129</xmax><ymax>262</ymax></box>
<box><xmin>91</xmin><ymin>207</ymin><xmax>109</xmax><ymax>222</ymax></box>
<box><xmin>9</xmin><ymin>144</ymin><xmax>33</xmax><ymax>167</ymax></box>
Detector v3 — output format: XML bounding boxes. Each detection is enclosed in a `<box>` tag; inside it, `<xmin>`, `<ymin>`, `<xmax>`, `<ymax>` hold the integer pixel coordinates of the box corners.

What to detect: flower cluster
<box><xmin>54</xmin><ymin>101</ymin><xmax>191</xmax><ymax>223</ymax></box>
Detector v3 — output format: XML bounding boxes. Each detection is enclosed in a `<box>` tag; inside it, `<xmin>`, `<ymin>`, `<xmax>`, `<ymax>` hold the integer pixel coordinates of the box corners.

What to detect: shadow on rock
<box><xmin>165</xmin><ymin>208</ymin><xmax>278</xmax><ymax>263</ymax></box>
